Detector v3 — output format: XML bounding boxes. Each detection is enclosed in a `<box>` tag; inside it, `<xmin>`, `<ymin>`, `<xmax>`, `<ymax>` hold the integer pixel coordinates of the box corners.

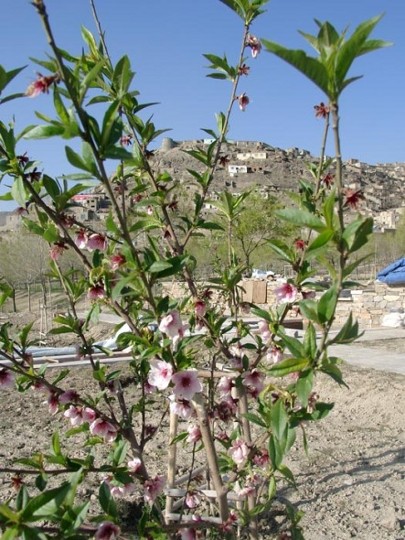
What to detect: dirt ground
<box><xmin>0</xmin><ymin>310</ymin><xmax>404</xmax><ymax>539</ymax></box>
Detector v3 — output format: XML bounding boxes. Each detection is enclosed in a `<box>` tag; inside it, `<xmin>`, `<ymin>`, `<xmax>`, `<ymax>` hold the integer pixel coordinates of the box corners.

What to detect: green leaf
<box><xmin>243</xmin><ymin>412</ymin><xmax>266</xmax><ymax>428</ymax></box>
<box><xmin>0</xmin><ymin>526</ymin><xmax>19</xmax><ymax>539</ymax></box>
<box><xmin>99</xmin><ymin>481</ymin><xmax>118</xmax><ymax>519</ymax></box>
<box><xmin>342</xmin><ymin>217</ymin><xmax>373</xmax><ymax>254</ymax></box>
<box><xmin>23</xmin><ymin>124</ymin><xmax>65</xmax><ymax>139</ymax></box>
<box><xmin>250</xmin><ymin>306</ymin><xmax>272</xmax><ymax>322</ymax></box>
<box><xmin>53</xmin><ymin>88</ymin><xmax>70</xmax><ymax>124</ymax></box>
<box><xmin>307</xmin><ymin>229</ymin><xmax>334</xmax><ymax>254</ymax></box>
<box><xmin>263</xmin><ymin>39</ymin><xmax>329</xmax><ymax>95</ymax></box>
<box><xmin>299</xmin><ymin>298</ymin><xmax>319</xmax><ymax>324</ymax></box>
<box><xmin>330</xmin><ymin>312</ymin><xmax>362</xmax><ymax>344</ymax></box>
<box><xmin>112</xmin><ymin>440</ymin><xmax>129</xmax><ymax>466</ymax></box>
<box><xmin>51</xmin><ymin>432</ymin><xmax>62</xmax><ymax>457</ymax></box>
<box><xmin>65</xmin><ymin>143</ymin><xmax>99</xmax><ymax>177</ymax></box>
<box><xmin>21</xmin><ymin>483</ymin><xmax>71</xmax><ymax>520</ymax></box>
<box><xmin>101</xmin><ymin>100</ymin><xmax>121</xmax><ymax>149</ymax></box>
<box><xmin>79</xmin><ymin>59</ymin><xmax>106</xmax><ymax>102</ymax></box>
<box><xmin>267</xmin><ymin>239</ymin><xmax>294</xmax><ymax>263</ymax></box>
<box><xmin>148</xmin><ymin>261</ymin><xmax>172</xmax><ymax>273</ymax></box>
<box><xmin>42</xmin><ymin>175</ymin><xmax>61</xmax><ymax>202</ymax></box>
<box><xmin>0</xmin><ymin>92</ymin><xmax>25</xmax><ymax>105</ymax></box>
<box><xmin>295</xmin><ymin>370</ymin><xmax>314</xmax><ymax>407</ymax></box>
<box><xmin>279</xmin><ymin>333</ymin><xmax>305</xmax><ymax>357</ymax></box>
<box><xmin>335</xmin><ymin>15</ymin><xmax>388</xmax><ymax>90</ymax></box>
<box><xmin>276</xmin><ymin>208</ymin><xmax>326</xmax><ymax>232</ymax></box>
<box><xmin>278</xmin><ymin>464</ymin><xmax>296</xmax><ymax>486</ymax></box>
<box><xmin>303</xmin><ymin>322</ymin><xmax>317</xmax><ymax>357</ymax></box>
<box><xmin>0</xmin><ymin>504</ymin><xmax>19</xmax><ymax>523</ymax></box>
<box><xmin>113</xmin><ymin>55</ymin><xmax>135</xmax><ymax>98</ymax></box>
<box><xmin>0</xmin><ymin>280</ymin><xmax>14</xmax><ymax>307</ymax></box>
<box><xmin>271</xmin><ymin>399</ymin><xmax>288</xmax><ymax>441</ymax></box>
<box><xmin>269</xmin><ymin>357</ymin><xmax>309</xmax><ymax>377</ymax></box>
<box><xmin>268</xmin><ymin>475</ymin><xmax>276</xmax><ymax>500</ymax></box>
<box><xmin>317</xmin><ymin>286</ymin><xmax>338</xmax><ymax>324</ymax></box>
<box><xmin>11</xmin><ymin>176</ymin><xmax>28</xmax><ymax>207</ymax></box>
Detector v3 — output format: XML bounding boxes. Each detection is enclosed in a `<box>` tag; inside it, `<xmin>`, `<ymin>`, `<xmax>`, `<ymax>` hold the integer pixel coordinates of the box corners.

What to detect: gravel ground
<box><xmin>0</xmin><ymin>309</ymin><xmax>404</xmax><ymax>538</ymax></box>
<box><xmin>0</xmin><ymin>346</ymin><xmax>404</xmax><ymax>539</ymax></box>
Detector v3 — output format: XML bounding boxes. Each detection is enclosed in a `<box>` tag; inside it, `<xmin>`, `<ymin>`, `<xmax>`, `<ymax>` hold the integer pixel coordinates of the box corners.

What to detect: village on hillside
<box><xmin>0</xmin><ymin>139</ymin><xmax>404</xmax><ymax>232</ymax></box>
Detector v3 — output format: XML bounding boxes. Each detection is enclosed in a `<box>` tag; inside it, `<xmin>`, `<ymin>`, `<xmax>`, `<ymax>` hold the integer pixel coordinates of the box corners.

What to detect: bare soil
<box><xmin>0</xmin><ymin>307</ymin><xmax>404</xmax><ymax>538</ymax></box>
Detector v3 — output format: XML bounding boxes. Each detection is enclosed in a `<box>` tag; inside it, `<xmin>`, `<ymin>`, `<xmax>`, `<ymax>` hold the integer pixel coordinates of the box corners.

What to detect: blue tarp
<box><xmin>376</xmin><ymin>257</ymin><xmax>405</xmax><ymax>286</ymax></box>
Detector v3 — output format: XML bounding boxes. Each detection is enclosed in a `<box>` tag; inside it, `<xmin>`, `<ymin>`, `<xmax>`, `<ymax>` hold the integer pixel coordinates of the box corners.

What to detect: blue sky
<box><xmin>0</xmin><ymin>0</ymin><xmax>403</xmax><ymax>210</ymax></box>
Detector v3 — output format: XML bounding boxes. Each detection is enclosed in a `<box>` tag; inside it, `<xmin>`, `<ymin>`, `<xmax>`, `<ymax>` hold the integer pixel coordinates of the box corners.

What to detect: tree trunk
<box><xmin>12</xmin><ymin>289</ymin><xmax>17</xmax><ymax>312</ymax></box>
<box><xmin>27</xmin><ymin>282</ymin><xmax>31</xmax><ymax>312</ymax></box>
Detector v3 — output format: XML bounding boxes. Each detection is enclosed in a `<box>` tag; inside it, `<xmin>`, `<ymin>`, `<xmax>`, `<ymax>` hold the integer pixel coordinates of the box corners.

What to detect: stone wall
<box><xmin>161</xmin><ymin>279</ymin><xmax>405</xmax><ymax>328</ymax></box>
<box><xmin>333</xmin><ymin>282</ymin><xmax>405</xmax><ymax>328</ymax></box>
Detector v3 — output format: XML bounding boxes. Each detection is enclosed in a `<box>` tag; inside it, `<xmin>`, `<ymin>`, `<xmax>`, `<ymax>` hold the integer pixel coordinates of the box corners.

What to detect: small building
<box><xmin>228</xmin><ymin>165</ymin><xmax>249</xmax><ymax>176</ymax></box>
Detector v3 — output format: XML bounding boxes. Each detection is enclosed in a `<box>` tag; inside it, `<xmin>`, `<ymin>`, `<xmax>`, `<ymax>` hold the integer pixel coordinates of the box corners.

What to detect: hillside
<box><xmin>152</xmin><ymin>138</ymin><xmax>405</xmax><ymax>226</ymax></box>
<box><xmin>1</xmin><ymin>139</ymin><xmax>404</xmax><ymax>229</ymax></box>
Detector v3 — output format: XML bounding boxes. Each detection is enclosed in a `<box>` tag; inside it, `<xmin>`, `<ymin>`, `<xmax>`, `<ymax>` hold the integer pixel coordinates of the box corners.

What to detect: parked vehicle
<box><xmin>251</xmin><ymin>268</ymin><xmax>275</xmax><ymax>279</ymax></box>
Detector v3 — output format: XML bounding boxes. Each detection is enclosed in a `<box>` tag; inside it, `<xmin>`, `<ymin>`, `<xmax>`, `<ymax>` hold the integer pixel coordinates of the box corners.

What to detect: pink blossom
<box><xmin>186</xmin><ymin>424</ymin><xmax>201</xmax><ymax>444</ymax></box>
<box><xmin>146</xmin><ymin>205</ymin><xmax>153</xmax><ymax>215</ymax></box>
<box><xmin>253</xmin><ymin>448</ymin><xmax>270</xmax><ymax>467</ymax></box>
<box><xmin>0</xmin><ymin>369</ymin><xmax>14</xmax><ymax>388</ymax></box>
<box><xmin>74</xmin><ymin>229</ymin><xmax>88</xmax><ymax>249</ymax></box>
<box><xmin>110</xmin><ymin>482</ymin><xmax>136</xmax><ymax>498</ymax></box>
<box><xmin>110</xmin><ymin>253</ymin><xmax>126</xmax><ymax>271</ymax></box>
<box><xmin>294</xmin><ymin>238</ymin><xmax>307</xmax><ymax>251</ymax></box>
<box><xmin>59</xmin><ymin>390</ymin><xmax>79</xmax><ymax>404</ymax></box>
<box><xmin>215</xmin><ymin>397</ymin><xmax>237</xmax><ymax>422</ymax></box>
<box><xmin>242</xmin><ymin>369</ymin><xmax>264</xmax><ymax>397</ymax></box>
<box><xmin>64</xmin><ymin>405</ymin><xmax>96</xmax><ymax>427</ymax></box>
<box><xmin>258</xmin><ymin>320</ymin><xmax>271</xmax><ymax>341</ymax></box>
<box><xmin>267</xmin><ymin>346</ymin><xmax>283</xmax><ymax>364</ymax></box>
<box><xmin>245</xmin><ymin>33</ymin><xmax>262</xmax><ymax>58</ymax></box>
<box><xmin>95</xmin><ymin>521</ymin><xmax>120</xmax><ymax>540</ymax></box>
<box><xmin>235</xmin><ymin>482</ymin><xmax>256</xmax><ymax>498</ymax></box>
<box><xmin>159</xmin><ymin>310</ymin><xmax>186</xmax><ymax>341</ymax></box>
<box><xmin>32</xmin><ymin>381</ymin><xmax>47</xmax><ymax>393</ymax></box>
<box><xmin>238</xmin><ymin>92</ymin><xmax>249</xmax><ymax>111</ymax></box>
<box><xmin>169</xmin><ymin>397</ymin><xmax>194</xmax><ymax>420</ymax></box>
<box><xmin>82</xmin><ymin>407</ymin><xmax>97</xmax><ymax>423</ymax></box>
<box><xmin>46</xmin><ymin>393</ymin><xmax>59</xmax><ymax>415</ymax></box>
<box><xmin>180</xmin><ymin>529</ymin><xmax>196</xmax><ymax>540</ymax></box>
<box><xmin>185</xmin><ymin>490</ymin><xmax>201</xmax><ymax>509</ymax></box>
<box><xmin>144</xmin><ymin>475</ymin><xmax>165</xmax><ymax>505</ymax></box>
<box><xmin>128</xmin><ymin>457</ymin><xmax>142</xmax><ymax>473</ymax></box>
<box><xmin>87</xmin><ymin>233</ymin><xmax>107</xmax><ymax>251</ymax></box>
<box><xmin>90</xmin><ymin>418</ymin><xmax>117</xmax><ymax>442</ymax></box>
<box><xmin>25</xmin><ymin>73</ymin><xmax>59</xmax><ymax>97</ymax></box>
<box><xmin>216</xmin><ymin>430</ymin><xmax>229</xmax><ymax>442</ymax></box>
<box><xmin>228</xmin><ymin>439</ymin><xmax>249</xmax><ymax>465</ymax></box>
<box><xmin>87</xmin><ymin>283</ymin><xmax>106</xmax><ymax>301</ymax></box>
<box><xmin>120</xmin><ymin>134</ymin><xmax>132</xmax><ymax>146</ymax></box>
<box><xmin>221</xmin><ymin>510</ymin><xmax>238</xmax><ymax>533</ymax></box>
<box><xmin>148</xmin><ymin>359</ymin><xmax>173</xmax><ymax>391</ymax></box>
<box><xmin>171</xmin><ymin>370</ymin><xmax>202</xmax><ymax>400</ymax></box>
<box><xmin>49</xmin><ymin>241</ymin><xmax>67</xmax><ymax>261</ymax></box>
<box><xmin>217</xmin><ymin>376</ymin><xmax>233</xmax><ymax>397</ymax></box>
<box><xmin>64</xmin><ymin>405</ymin><xmax>83</xmax><ymax>427</ymax></box>
<box><xmin>194</xmin><ymin>299</ymin><xmax>206</xmax><ymax>318</ymax></box>
<box><xmin>143</xmin><ymin>380</ymin><xmax>155</xmax><ymax>394</ymax></box>
<box><xmin>314</xmin><ymin>102</ymin><xmax>330</xmax><ymax>119</ymax></box>
<box><xmin>274</xmin><ymin>282</ymin><xmax>298</xmax><ymax>303</ymax></box>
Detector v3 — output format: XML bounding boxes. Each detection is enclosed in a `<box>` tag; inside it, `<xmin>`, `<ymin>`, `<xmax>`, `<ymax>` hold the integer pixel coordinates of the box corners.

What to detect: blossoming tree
<box><xmin>0</xmin><ymin>0</ymin><xmax>389</xmax><ymax>538</ymax></box>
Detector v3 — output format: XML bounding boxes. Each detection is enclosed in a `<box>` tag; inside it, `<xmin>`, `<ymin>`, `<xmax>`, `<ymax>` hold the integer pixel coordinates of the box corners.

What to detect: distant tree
<box><xmin>0</xmin><ymin>231</ymin><xmax>83</xmax><ymax>311</ymax></box>
<box><xmin>233</xmin><ymin>191</ymin><xmax>295</xmax><ymax>271</ymax></box>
